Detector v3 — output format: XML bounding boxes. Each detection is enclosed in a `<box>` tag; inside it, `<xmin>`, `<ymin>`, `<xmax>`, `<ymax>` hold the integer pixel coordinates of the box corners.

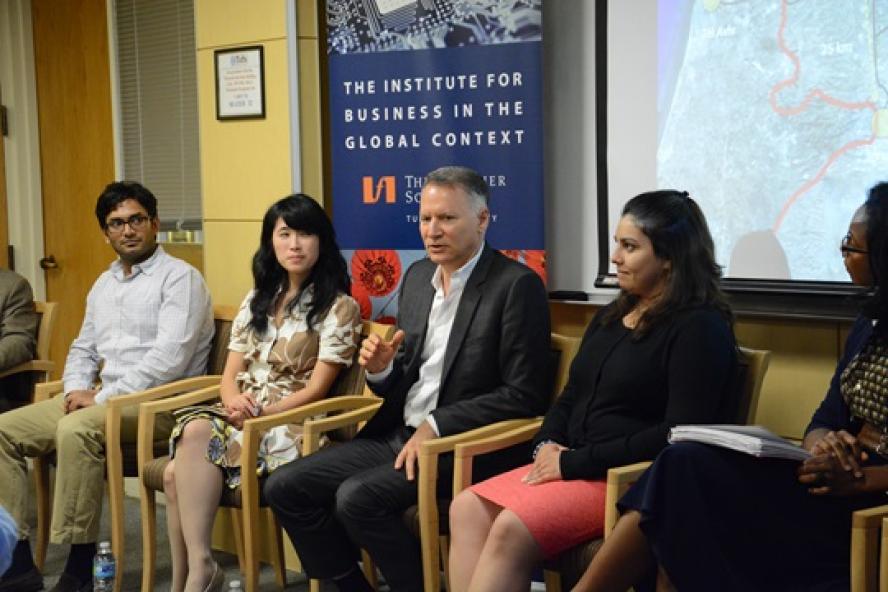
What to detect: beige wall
<box><xmin>196</xmin><ymin>0</ymin><xmax>323</xmax><ymax>308</ymax></box>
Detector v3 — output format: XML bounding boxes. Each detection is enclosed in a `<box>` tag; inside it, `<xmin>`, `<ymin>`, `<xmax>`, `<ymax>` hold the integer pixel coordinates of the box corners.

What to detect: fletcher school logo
<box><xmin>362</xmin><ymin>176</ymin><xmax>396</xmax><ymax>204</ymax></box>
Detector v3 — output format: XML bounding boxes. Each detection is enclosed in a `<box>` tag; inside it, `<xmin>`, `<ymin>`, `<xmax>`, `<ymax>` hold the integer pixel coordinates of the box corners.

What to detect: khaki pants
<box><xmin>0</xmin><ymin>394</ymin><xmax>173</xmax><ymax>544</ymax></box>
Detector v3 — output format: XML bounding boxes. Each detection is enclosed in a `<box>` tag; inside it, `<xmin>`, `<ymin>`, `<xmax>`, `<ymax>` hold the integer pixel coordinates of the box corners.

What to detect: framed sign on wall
<box><xmin>214</xmin><ymin>45</ymin><xmax>265</xmax><ymax>120</ymax></box>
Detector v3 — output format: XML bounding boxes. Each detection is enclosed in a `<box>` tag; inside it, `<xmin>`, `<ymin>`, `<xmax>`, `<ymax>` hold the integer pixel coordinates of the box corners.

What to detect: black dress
<box><xmin>619</xmin><ymin>315</ymin><xmax>888</xmax><ymax>592</ymax></box>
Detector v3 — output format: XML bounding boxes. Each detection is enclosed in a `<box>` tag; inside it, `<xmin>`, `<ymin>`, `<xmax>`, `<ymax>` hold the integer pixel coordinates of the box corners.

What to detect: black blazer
<box><xmin>359</xmin><ymin>245</ymin><xmax>551</xmax><ymax>438</ymax></box>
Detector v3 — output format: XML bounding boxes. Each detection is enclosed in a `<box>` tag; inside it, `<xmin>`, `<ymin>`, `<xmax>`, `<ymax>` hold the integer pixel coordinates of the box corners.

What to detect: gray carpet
<box><xmin>26</xmin><ymin>475</ymin><xmax>318</xmax><ymax>591</ymax></box>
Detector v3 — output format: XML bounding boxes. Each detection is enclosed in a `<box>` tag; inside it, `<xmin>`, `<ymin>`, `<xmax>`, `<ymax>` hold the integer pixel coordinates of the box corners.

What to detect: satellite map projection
<box><xmin>658</xmin><ymin>0</ymin><xmax>888</xmax><ymax>281</ymax></box>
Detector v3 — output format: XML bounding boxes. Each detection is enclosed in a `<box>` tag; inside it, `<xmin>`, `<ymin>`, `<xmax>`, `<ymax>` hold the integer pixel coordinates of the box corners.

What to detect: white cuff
<box><xmin>366</xmin><ymin>362</ymin><xmax>394</xmax><ymax>383</ymax></box>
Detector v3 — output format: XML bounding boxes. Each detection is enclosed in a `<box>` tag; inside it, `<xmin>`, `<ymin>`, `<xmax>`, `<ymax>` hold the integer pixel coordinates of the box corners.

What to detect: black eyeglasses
<box><xmin>840</xmin><ymin>232</ymin><xmax>868</xmax><ymax>256</ymax></box>
<box><xmin>105</xmin><ymin>214</ymin><xmax>150</xmax><ymax>234</ymax></box>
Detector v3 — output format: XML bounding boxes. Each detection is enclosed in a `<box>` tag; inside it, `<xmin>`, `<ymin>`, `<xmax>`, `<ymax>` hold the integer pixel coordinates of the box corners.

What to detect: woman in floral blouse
<box><xmin>163</xmin><ymin>194</ymin><xmax>361</xmax><ymax>592</ymax></box>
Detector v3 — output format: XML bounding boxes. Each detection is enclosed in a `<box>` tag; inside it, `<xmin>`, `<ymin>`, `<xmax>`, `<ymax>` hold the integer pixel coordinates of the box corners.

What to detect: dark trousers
<box><xmin>265</xmin><ymin>425</ymin><xmax>530</xmax><ymax>592</ymax></box>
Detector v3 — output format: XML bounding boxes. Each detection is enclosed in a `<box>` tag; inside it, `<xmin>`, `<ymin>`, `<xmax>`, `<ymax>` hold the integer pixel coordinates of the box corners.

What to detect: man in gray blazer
<box><xmin>0</xmin><ymin>270</ymin><xmax>37</xmax><ymax>412</ymax></box>
<box><xmin>266</xmin><ymin>166</ymin><xmax>551</xmax><ymax>592</ymax></box>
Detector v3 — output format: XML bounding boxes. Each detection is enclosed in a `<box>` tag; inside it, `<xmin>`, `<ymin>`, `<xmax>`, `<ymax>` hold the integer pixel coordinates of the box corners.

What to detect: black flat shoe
<box><xmin>0</xmin><ymin>568</ymin><xmax>43</xmax><ymax>592</ymax></box>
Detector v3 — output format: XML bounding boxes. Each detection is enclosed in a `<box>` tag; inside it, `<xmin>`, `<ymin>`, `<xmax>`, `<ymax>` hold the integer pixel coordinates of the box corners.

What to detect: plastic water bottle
<box><xmin>92</xmin><ymin>541</ymin><xmax>116</xmax><ymax>592</ymax></box>
<box><xmin>228</xmin><ymin>581</ymin><xmax>242</xmax><ymax>592</ymax></box>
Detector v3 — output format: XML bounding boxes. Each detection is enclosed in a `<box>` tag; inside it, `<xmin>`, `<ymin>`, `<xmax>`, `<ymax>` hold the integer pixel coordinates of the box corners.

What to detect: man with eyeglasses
<box><xmin>0</xmin><ymin>181</ymin><xmax>214</xmax><ymax>592</ymax></box>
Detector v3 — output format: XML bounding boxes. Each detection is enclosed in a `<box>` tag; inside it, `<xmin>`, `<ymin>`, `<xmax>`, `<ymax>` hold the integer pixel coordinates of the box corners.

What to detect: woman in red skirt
<box><xmin>448</xmin><ymin>190</ymin><xmax>737</xmax><ymax>592</ymax></box>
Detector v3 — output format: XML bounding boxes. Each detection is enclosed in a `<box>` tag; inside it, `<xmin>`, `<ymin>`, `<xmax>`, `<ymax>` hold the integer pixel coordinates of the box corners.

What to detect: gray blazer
<box><xmin>0</xmin><ymin>270</ymin><xmax>37</xmax><ymax>372</ymax></box>
<box><xmin>360</xmin><ymin>245</ymin><xmax>551</xmax><ymax>438</ymax></box>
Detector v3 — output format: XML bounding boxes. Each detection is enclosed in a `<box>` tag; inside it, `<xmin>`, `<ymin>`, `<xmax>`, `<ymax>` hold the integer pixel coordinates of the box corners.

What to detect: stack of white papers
<box><xmin>668</xmin><ymin>424</ymin><xmax>812</xmax><ymax>461</ymax></box>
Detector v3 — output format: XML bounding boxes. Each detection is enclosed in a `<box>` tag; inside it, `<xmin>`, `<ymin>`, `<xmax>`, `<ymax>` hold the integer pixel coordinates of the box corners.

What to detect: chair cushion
<box><xmin>403</xmin><ymin>499</ymin><xmax>452</xmax><ymax>537</ymax></box>
<box><xmin>142</xmin><ymin>457</ymin><xmax>170</xmax><ymax>492</ymax></box>
<box><xmin>547</xmin><ymin>537</ymin><xmax>604</xmax><ymax>589</ymax></box>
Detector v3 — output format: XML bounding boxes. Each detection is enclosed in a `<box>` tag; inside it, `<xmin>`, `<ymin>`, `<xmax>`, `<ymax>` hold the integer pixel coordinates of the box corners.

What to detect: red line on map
<box><xmin>772</xmin><ymin>134</ymin><xmax>876</xmax><ymax>231</ymax></box>
<box><xmin>769</xmin><ymin>0</ymin><xmax>878</xmax><ymax>231</ymax></box>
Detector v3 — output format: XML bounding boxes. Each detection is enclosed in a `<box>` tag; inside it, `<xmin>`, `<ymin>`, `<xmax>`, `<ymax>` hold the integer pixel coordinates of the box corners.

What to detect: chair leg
<box><xmin>33</xmin><ymin>456</ymin><xmax>51</xmax><ymax>571</ymax></box>
<box><xmin>231</xmin><ymin>509</ymin><xmax>246</xmax><ymax>575</ymax></box>
<box><xmin>543</xmin><ymin>569</ymin><xmax>562</xmax><ymax>592</ymax></box>
<box><xmin>439</xmin><ymin>535</ymin><xmax>450</xmax><ymax>592</ymax></box>
<box><xmin>140</xmin><ymin>484</ymin><xmax>157</xmax><ymax>592</ymax></box>
<box><xmin>269</xmin><ymin>512</ymin><xmax>286</xmax><ymax>589</ymax></box>
<box><xmin>107</xmin><ymin>480</ymin><xmax>126</xmax><ymax>592</ymax></box>
<box><xmin>309</xmin><ymin>579</ymin><xmax>321</xmax><ymax>592</ymax></box>
<box><xmin>360</xmin><ymin>549</ymin><xmax>377</xmax><ymax>590</ymax></box>
<box><xmin>241</xmin><ymin>508</ymin><xmax>259</xmax><ymax>592</ymax></box>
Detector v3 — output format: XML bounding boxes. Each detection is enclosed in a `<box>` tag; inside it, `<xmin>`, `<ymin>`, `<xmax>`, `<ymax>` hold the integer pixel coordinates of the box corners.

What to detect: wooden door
<box><xmin>32</xmin><ymin>0</ymin><xmax>115</xmax><ymax>373</ymax></box>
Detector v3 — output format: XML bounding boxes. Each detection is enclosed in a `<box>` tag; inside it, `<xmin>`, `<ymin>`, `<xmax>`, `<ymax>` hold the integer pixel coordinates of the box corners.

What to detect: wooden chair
<box><xmin>848</xmin><ymin>504</ymin><xmax>888</xmax><ymax>591</ymax></box>
<box><xmin>451</xmin><ymin>345</ymin><xmax>771</xmax><ymax>591</ymax></box>
<box><xmin>138</xmin><ymin>320</ymin><xmax>388</xmax><ymax>592</ymax></box>
<box><xmin>31</xmin><ymin>304</ymin><xmax>237</xmax><ymax>592</ymax></box>
<box><xmin>404</xmin><ymin>332</ymin><xmax>581</xmax><ymax>592</ymax></box>
<box><xmin>0</xmin><ymin>300</ymin><xmax>57</xmax><ymax>410</ymax></box>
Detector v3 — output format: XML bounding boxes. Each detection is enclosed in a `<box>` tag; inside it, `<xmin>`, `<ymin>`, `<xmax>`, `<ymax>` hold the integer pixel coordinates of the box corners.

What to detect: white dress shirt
<box><xmin>62</xmin><ymin>246</ymin><xmax>214</xmax><ymax>404</ymax></box>
<box><xmin>368</xmin><ymin>245</ymin><xmax>483</xmax><ymax>435</ymax></box>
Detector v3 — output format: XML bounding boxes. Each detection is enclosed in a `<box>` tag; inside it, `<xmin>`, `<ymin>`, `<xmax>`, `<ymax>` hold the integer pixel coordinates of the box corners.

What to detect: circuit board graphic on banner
<box><xmin>327</xmin><ymin>0</ymin><xmax>545</xmax><ymax>322</ymax></box>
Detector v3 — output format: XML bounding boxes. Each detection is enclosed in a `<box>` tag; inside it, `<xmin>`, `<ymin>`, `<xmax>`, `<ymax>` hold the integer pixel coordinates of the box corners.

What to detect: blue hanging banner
<box><xmin>326</xmin><ymin>0</ymin><xmax>544</xmax><ymax>321</ymax></box>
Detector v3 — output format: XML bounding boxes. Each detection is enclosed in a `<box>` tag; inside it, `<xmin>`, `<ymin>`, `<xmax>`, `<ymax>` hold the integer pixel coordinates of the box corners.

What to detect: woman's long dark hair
<box><xmin>602</xmin><ymin>190</ymin><xmax>732</xmax><ymax>334</ymax></box>
<box><xmin>864</xmin><ymin>182</ymin><xmax>888</xmax><ymax>329</ymax></box>
<box><xmin>249</xmin><ymin>194</ymin><xmax>350</xmax><ymax>334</ymax></box>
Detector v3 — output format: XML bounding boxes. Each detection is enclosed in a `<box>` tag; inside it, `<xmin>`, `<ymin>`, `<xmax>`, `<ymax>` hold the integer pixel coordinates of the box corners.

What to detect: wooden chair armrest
<box><xmin>241</xmin><ymin>395</ymin><xmax>381</xmax><ymax>435</ymax></box>
<box><xmin>853</xmin><ymin>504</ymin><xmax>888</xmax><ymax>529</ymax></box>
<box><xmin>604</xmin><ymin>461</ymin><xmax>653</xmax><ymax>538</ymax></box>
<box><xmin>238</xmin><ymin>396</ymin><xmax>383</xmax><ymax>466</ymax></box>
<box><xmin>239</xmin><ymin>395</ymin><xmax>382</xmax><ymax>457</ymax></box>
<box><xmin>34</xmin><ymin>379</ymin><xmax>64</xmax><ymax>403</ymax></box>
<box><xmin>849</xmin><ymin>504</ymin><xmax>888</xmax><ymax>592</ymax></box>
<box><xmin>451</xmin><ymin>419</ymin><xmax>543</xmax><ymax>495</ymax></box>
<box><xmin>0</xmin><ymin>359</ymin><xmax>55</xmax><ymax>380</ymax></box>
<box><xmin>137</xmin><ymin>383</ymin><xmax>223</xmax><ymax>419</ymax></box>
<box><xmin>105</xmin><ymin>375</ymin><xmax>223</xmax><ymax>411</ymax></box>
<box><xmin>300</xmin><ymin>398</ymin><xmax>383</xmax><ymax>455</ymax></box>
<box><xmin>420</xmin><ymin>418</ymin><xmax>540</xmax><ymax>457</ymax></box>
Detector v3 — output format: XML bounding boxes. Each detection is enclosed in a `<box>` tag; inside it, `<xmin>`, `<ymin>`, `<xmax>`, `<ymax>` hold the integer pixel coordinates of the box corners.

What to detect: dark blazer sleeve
<box><xmin>559</xmin><ymin>310</ymin><xmax>736</xmax><ymax>480</ymax></box>
<box><xmin>805</xmin><ymin>314</ymin><xmax>873</xmax><ymax>435</ymax></box>
<box><xmin>429</xmin><ymin>267</ymin><xmax>551</xmax><ymax>436</ymax></box>
<box><xmin>0</xmin><ymin>274</ymin><xmax>37</xmax><ymax>371</ymax></box>
<box><xmin>366</xmin><ymin>260</ymin><xmax>428</xmax><ymax>399</ymax></box>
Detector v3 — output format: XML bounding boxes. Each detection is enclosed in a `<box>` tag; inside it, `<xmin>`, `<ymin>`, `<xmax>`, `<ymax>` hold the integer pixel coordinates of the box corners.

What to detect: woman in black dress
<box><xmin>575</xmin><ymin>182</ymin><xmax>888</xmax><ymax>592</ymax></box>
